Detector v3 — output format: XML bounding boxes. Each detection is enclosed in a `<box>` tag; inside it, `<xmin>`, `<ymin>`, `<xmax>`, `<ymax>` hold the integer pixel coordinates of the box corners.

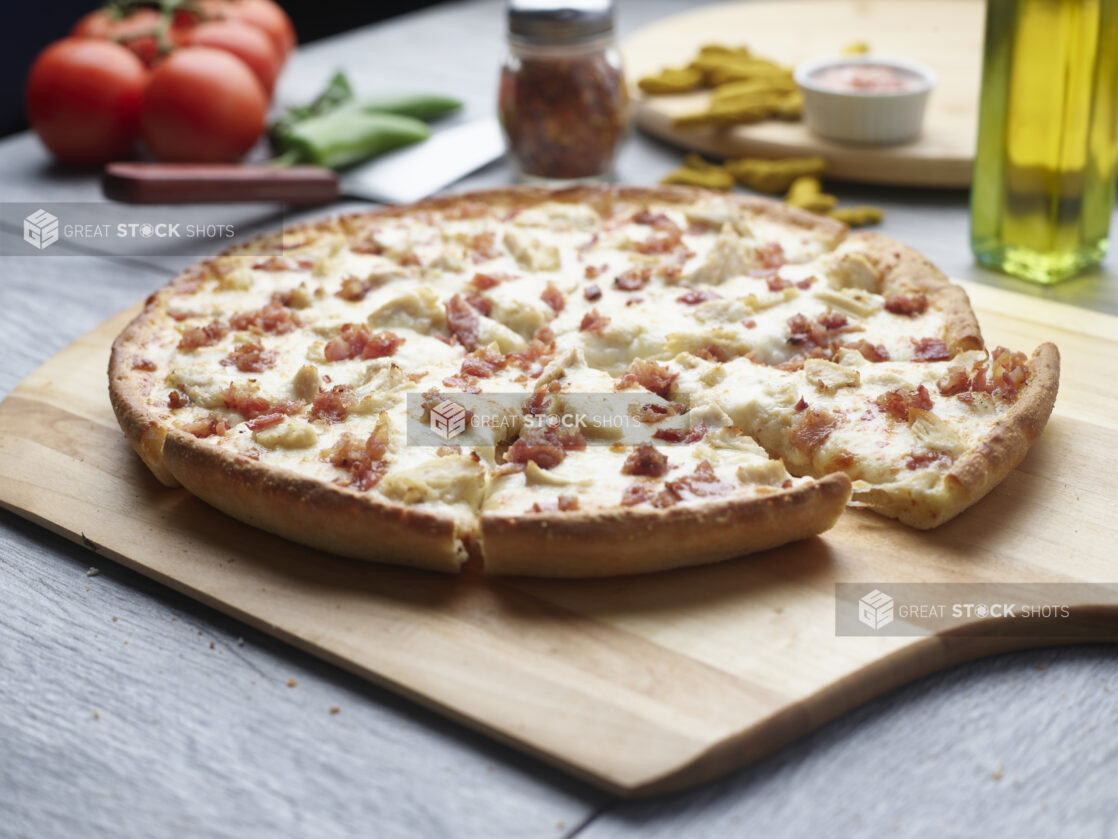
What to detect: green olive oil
<box><xmin>970</xmin><ymin>0</ymin><xmax>1118</xmax><ymax>283</ymax></box>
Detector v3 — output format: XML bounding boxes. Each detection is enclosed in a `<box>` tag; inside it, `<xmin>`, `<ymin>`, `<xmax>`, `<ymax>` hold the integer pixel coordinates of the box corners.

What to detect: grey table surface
<box><xmin>1</xmin><ymin>2</ymin><xmax>1117</xmax><ymax>838</ymax></box>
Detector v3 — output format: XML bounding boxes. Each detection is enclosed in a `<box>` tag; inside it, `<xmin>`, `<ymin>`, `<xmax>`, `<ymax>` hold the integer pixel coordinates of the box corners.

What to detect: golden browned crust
<box><xmin>481</xmin><ymin>473</ymin><xmax>851</xmax><ymax>577</ymax></box>
<box><xmin>851</xmin><ymin>231</ymin><xmax>985</xmax><ymax>354</ymax></box>
<box><xmin>858</xmin><ymin>343</ymin><xmax>1060</xmax><ymax>529</ymax></box>
<box><xmin>160</xmin><ymin>428</ymin><xmax>471</xmax><ymax>573</ymax></box>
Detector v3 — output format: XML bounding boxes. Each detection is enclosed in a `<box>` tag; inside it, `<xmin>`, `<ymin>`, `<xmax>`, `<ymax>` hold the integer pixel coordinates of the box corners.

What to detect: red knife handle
<box><xmin>102</xmin><ymin>162</ymin><xmax>340</xmax><ymax>205</ymax></box>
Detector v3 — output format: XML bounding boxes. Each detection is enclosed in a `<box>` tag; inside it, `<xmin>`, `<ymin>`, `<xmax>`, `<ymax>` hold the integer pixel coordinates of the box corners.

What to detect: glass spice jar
<box><xmin>498</xmin><ymin>0</ymin><xmax>629</xmax><ymax>183</ymax></box>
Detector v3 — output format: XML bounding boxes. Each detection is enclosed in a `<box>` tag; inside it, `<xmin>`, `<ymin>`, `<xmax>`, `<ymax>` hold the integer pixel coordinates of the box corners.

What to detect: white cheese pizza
<box><xmin>109</xmin><ymin>186</ymin><xmax>1058</xmax><ymax>576</ymax></box>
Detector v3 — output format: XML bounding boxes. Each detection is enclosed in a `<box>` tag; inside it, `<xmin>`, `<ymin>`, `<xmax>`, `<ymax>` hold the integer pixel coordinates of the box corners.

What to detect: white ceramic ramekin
<box><xmin>794</xmin><ymin>57</ymin><xmax>937</xmax><ymax>145</ymax></box>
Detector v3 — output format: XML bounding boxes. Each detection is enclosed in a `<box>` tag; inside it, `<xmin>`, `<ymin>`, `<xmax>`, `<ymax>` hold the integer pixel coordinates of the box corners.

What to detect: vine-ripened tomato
<box><xmin>186</xmin><ymin>19</ymin><xmax>281</xmax><ymax>94</ymax></box>
<box><xmin>26</xmin><ymin>38</ymin><xmax>148</xmax><ymax>164</ymax></box>
<box><xmin>140</xmin><ymin>46</ymin><xmax>267</xmax><ymax>162</ymax></box>
<box><xmin>71</xmin><ymin>7</ymin><xmax>192</xmax><ymax>67</ymax></box>
<box><xmin>199</xmin><ymin>0</ymin><xmax>295</xmax><ymax>58</ymax></box>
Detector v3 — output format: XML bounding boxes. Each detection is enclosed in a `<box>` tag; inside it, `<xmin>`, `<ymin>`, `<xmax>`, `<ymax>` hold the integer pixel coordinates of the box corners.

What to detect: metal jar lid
<box><xmin>507</xmin><ymin>0</ymin><xmax>615</xmax><ymax>45</ymax></box>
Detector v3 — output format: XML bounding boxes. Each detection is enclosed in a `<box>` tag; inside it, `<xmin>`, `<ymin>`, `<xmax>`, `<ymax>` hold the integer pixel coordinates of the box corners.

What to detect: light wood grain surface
<box><xmin>2</xmin><ymin>0</ymin><xmax>1118</xmax><ymax>837</ymax></box>
<box><xmin>623</xmin><ymin>0</ymin><xmax>983</xmax><ymax>186</ymax></box>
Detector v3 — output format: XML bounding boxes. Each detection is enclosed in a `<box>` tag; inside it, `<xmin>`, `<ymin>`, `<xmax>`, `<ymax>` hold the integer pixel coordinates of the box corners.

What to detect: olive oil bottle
<box><xmin>970</xmin><ymin>0</ymin><xmax>1118</xmax><ymax>283</ymax></box>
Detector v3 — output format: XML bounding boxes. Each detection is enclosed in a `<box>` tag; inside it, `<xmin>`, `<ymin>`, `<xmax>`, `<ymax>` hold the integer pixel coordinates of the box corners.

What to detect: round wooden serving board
<box><xmin>622</xmin><ymin>0</ymin><xmax>984</xmax><ymax>188</ymax></box>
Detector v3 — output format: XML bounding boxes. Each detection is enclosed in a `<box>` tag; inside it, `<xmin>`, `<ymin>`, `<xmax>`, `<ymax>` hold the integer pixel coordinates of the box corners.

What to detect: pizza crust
<box><xmin>851</xmin><ymin>231</ymin><xmax>984</xmax><ymax>354</ymax></box>
<box><xmin>481</xmin><ymin>473</ymin><xmax>851</xmax><ymax>577</ymax></box>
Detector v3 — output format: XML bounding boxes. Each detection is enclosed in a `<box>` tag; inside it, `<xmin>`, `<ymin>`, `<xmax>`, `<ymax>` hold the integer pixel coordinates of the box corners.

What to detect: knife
<box><xmin>103</xmin><ymin>117</ymin><xmax>506</xmax><ymax>206</ymax></box>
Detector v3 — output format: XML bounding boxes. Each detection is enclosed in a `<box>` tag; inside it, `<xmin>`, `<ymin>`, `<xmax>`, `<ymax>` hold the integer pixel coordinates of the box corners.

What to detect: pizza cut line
<box><xmin>109</xmin><ymin>186</ymin><xmax>1059</xmax><ymax>577</ymax></box>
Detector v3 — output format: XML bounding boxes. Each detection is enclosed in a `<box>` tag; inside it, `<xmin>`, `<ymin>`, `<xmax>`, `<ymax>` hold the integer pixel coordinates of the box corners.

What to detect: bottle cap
<box><xmin>507</xmin><ymin>0</ymin><xmax>615</xmax><ymax>44</ymax></box>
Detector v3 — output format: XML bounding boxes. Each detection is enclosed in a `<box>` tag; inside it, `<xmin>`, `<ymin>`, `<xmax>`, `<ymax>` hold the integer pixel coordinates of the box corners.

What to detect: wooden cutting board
<box><xmin>1</xmin><ymin>280</ymin><xmax>1116</xmax><ymax>797</ymax></box>
<box><xmin>622</xmin><ymin>0</ymin><xmax>983</xmax><ymax>187</ymax></box>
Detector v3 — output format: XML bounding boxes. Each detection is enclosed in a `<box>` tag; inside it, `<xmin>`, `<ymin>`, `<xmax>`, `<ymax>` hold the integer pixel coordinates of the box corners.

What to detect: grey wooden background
<box><xmin>2</xmin><ymin>2</ymin><xmax>1117</xmax><ymax>838</ymax></box>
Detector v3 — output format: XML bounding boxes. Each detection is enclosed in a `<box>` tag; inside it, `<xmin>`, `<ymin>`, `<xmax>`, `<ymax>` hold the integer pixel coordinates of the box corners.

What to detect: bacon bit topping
<box><xmin>937</xmin><ymin>366</ymin><xmax>970</xmax><ymax>397</ymax></box>
<box><xmin>765</xmin><ymin>275</ymin><xmax>794</xmax><ymax>292</ymax></box>
<box><xmin>584</xmin><ymin>284</ymin><xmax>602</xmax><ymax>301</ymax></box>
<box><xmin>324</xmin><ymin>426</ymin><xmax>390</xmax><ymax>490</ymax></box>
<box><xmin>309</xmin><ymin>385</ymin><xmax>356</xmax><ymax>423</ymax></box>
<box><xmin>988</xmin><ymin>346</ymin><xmax>1029</xmax><ymax>400</ymax></box>
<box><xmin>541</xmin><ymin>282</ymin><xmax>565</xmax><ymax>314</ymax></box>
<box><xmin>617</xmin><ymin>358</ymin><xmax>677</xmax><ymax>399</ymax></box>
<box><xmin>652</xmin><ymin>423</ymin><xmax>708</xmax><ymax>444</ymax></box>
<box><xmin>222</xmin><ymin>340</ymin><xmax>276</xmax><ymax>373</ymax></box>
<box><xmin>348</xmin><ymin>237</ymin><xmax>384</xmax><ymax>255</ymax></box>
<box><xmin>579</xmin><ymin>309</ymin><xmax>610</xmax><ymax>333</ymax></box>
<box><xmin>323</xmin><ymin>324</ymin><xmax>404</xmax><ymax>362</ymax></box>
<box><xmin>794</xmin><ymin>396</ymin><xmax>808</xmax><ymax>412</ymax></box>
<box><xmin>468</xmin><ymin>230</ymin><xmax>501</xmax><ymax>262</ymax></box>
<box><xmin>696</xmin><ymin>345</ymin><xmax>732</xmax><ymax>363</ymax></box>
<box><xmin>677</xmin><ymin>288</ymin><xmax>722</xmax><ymax>305</ymax></box>
<box><xmin>620</xmin><ymin>483</ymin><xmax>652</xmax><ymax>507</ymax></box>
<box><xmin>844</xmin><ymin>339</ymin><xmax>891</xmax><ymax>362</ymax></box>
<box><xmin>182</xmin><ymin>415</ymin><xmax>229</xmax><ymax>438</ymax></box>
<box><xmin>460</xmin><ymin>345</ymin><xmax>507</xmax><ymax>379</ymax></box>
<box><xmin>884</xmin><ymin>291</ymin><xmax>929</xmax><ymax>316</ymax></box>
<box><xmin>796</xmin><ymin>276</ymin><xmax>817</xmax><ymax>290</ymax></box>
<box><xmin>904</xmin><ymin>450</ymin><xmax>954</xmax><ymax>470</ymax></box>
<box><xmin>614</xmin><ymin>265</ymin><xmax>652</xmax><ymax>291</ymax></box>
<box><xmin>229</xmin><ymin>302</ymin><xmax>301</xmax><ymax>336</ymax></box>
<box><xmin>622</xmin><ymin>460</ymin><xmax>732</xmax><ymax>508</ymax></box>
<box><xmin>178</xmin><ymin>320</ymin><xmax>229</xmax><ymax>351</ymax></box>
<box><xmin>245</xmin><ymin>413</ymin><xmax>285</xmax><ymax>431</ymax></box>
<box><xmin>875</xmin><ymin>385</ymin><xmax>934</xmax><ymax>422</ymax></box>
<box><xmin>786</xmin><ymin>310</ymin><xmax>851</xmax><ymax>354</ymax></box>
<box><xmin>506</xmin><ymin>425</ymin><xmax>586</xmax><ymax>470</ymax></box>
<box><xmin>507</xmin><ymin>338</ymin><xmax>553</xmax><ymax>375</ymax></box>
<box><xmin>531</xmin><ymin>494</ymin><xmax>580</xmax><ymax>513</ymax></box>
<box><xmin>460</xmin><ymin>290</ymin><xmax>490</xmax><ymax>317</ymax></box>
<box><xmin>621</xmin><ymin>444</ymin><xmax>669</xmax><ymax>477</ymax></box>
<box><xmin>336</xmin><ymin>275</ymin><xmax>378</xmax><ymax>302</ymax></box>
<box><xmin>584</xmin><ymin>264</ymin><xmax>607</xmax><ymax>280</ymax></box>
<box><xmin>222</xmin><ymin>384</ymin><xmax>275</xmax><ymax>420</ymax></box>
<box><xmin>445</xmin><ymin>294</ymin><xmax>481</xmax><ymax>351</ymax></box>
<box><xmin>937</xmin><ymin>347</ymin><xmax>1028</xmax><ymax>402</ymax></box>
<box><xmin>790</xmin><ymin>408</ymin><xmax>837</xmax><ymax>456</ymax></box>
<box><xmin>631</xmin><ymin>209</ymin><xmax>671</xmax><ymax>227</ymax></box>
<box><xmin>168</xmin><ymin>390</ymin><xmax>188</xmax><ymax>409</ymax></box>
<box><xmin>744</xmin><ymin>319</ymin><xmax>757</xmax><ymax>329</ymax></box>
<box><xmin>253</xmin><ymin>256</ymin><xmax>314</xmax><ymax>272</ymax></box>
<box><xmin>399</xmin><ymin>251</ymin><xmax>421</xmax><ymax>267</ymax></box>
<box><xmin>913</xmin><ymin>337</ymin><xmax>951</xmax><ymax>361</ymax></box>
<box><xmin>168</xmin><ymin>309</ymin><xmax>198</xmax><ymax>321</ymax></box>
<box><xmin>634</xmin><ymin>401</ymin><xmax>686</xmax><ymax>423</ymax></box>
<box><xmin>132</xmin><ymin>358</ymin><xmax>157</xmax><ymax>372</ymax></box>
<box><xmin>757</xmin><ymin>241</ymin><xmax>785</xmax><ymax>269</ymax></box>
<box><xmin>470</xmin><ymin>271</ymin><xmax>513</xmax><ymax>290</ymax></box>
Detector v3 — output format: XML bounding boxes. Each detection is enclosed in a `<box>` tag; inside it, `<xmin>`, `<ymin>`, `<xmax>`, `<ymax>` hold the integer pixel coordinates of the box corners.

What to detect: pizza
<box><xmin>109</xmin><ymin>186</ymin><xmax>1059</xmax><ymax>576</ymax></box>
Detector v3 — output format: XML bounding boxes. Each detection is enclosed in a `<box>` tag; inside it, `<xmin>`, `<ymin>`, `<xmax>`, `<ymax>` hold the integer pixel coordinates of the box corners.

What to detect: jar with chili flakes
<box><xmin>499</xmin><ymin>0</ymin><xmax>629</xmax><ymax>183</ymax></box>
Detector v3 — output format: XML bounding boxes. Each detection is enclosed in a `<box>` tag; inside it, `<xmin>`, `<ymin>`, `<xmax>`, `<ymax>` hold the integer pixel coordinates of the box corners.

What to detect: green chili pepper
<box><xmin>282</xmin><ymin>110</ymin><xmax>431</xmax><ymax>170</ymax></box>
<box><xmin>350</xmin><ymin>93</ymin><xmax>462</xmax><ymax>123</ymax></box>
<box><xmin>268</xmin><ymin>71</ymin><xmax>355</xmax><ymax>153</ymax></box>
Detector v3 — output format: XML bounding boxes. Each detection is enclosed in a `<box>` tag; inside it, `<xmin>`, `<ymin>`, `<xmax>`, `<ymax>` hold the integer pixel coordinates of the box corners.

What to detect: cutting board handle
<box><xmin>102</xmin><ymin>162</ymin><xmax>341</xmax><ymax>205</ymax></box>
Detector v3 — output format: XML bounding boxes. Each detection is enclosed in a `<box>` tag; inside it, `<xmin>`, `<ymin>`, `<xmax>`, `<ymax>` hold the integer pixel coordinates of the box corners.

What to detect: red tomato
<box><xmin>26</xmin><ymin>38</ymin><xmax>147</xmax><ymax>164</ymax></box>
<box><xmin>140</xmin><ymin>47</ymin><xmax>267</xmax><ymax>162</ymax></box>
<box><xmin>200</xmin><ymin>0</ymin><xmax>295</xmax><ymax>58</ymax></box>
<box><xmin>71</xmin><ymin>8</ymin><xmax>173</xmax><ymax>66</ymax></box>
<box><xmin>186</xmin><ymin>20</ymin><xmax>281</xmax><ymax>94</ymax></box>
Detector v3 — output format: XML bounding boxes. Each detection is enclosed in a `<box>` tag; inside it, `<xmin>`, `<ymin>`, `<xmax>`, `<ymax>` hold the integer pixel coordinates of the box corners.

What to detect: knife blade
<box><xmin>102</xmin><ymin>117</ymin><xmax>506</xmax><ymax>206</ymax></box>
